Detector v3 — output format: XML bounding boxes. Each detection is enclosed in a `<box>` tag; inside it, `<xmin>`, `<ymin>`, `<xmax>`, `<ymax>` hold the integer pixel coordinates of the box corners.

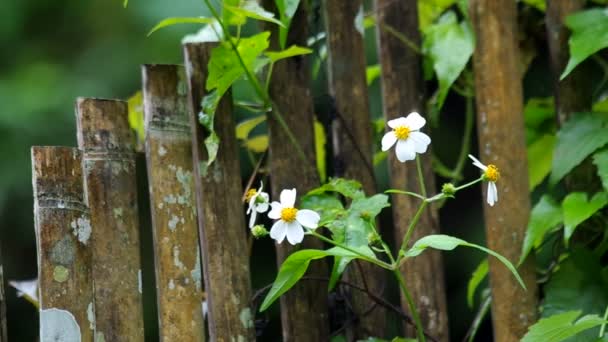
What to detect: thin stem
<box><xmin>455</xmin><ymin>176</ymin><xmax>484</xmax><ymax>192</ymax></box>
<box><xmin>393</xmin><ymin>269</ymin><xmax>426</xmax><ymax>342</ymax></box>
<box><xmin>377</xmin><ymin>21</ymin><xmax>422</xmax><ymax>55</ymax></box>
<box><xmin>381</xmin><ymin>241</ymin><xmax>396</xmax><ymax>264</ymax></box>
<box><xmin>599</xmin><ymin>303</ymin><xmax>608</xmax><ymax>338</ymax></box>
<box><xmin>399</xmin><ymin>200</ymin><xmax>428</xmax><ymax>252</ymax></box>
<box><xmin>385</xmin><ymin>189</ymin><xmax>426</xmax><ymax>201</ymax></box>
<box><xmin>416</xmin><ymin>155</ymin><xmax>427</xmax><ymax>198</ymax></box>
<box><xmin>309</xmin><ymin>231</ymin><xmax>392</xmax><ymax>270</ymax></box>
<box><xmin>265</xmin><ymin>62</ymin><xmax>275</xmax><ymax>93</ymax></box>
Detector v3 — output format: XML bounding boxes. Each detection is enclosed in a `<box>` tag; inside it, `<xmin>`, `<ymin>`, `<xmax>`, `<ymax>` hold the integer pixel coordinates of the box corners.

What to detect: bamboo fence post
<box><xmin>261</xmin><ymin>1</ymin><xmax>330</xmax><ymax>340</ymax></box>
<box><xmin>322</xmin><ymin>0</ymin><xmax>387</xmax><ymax>338</ymax></box>
<box><xmin>0</xmin><ymin>243</ymin><xmax>6</xmax><ymax>342</ymax></box>
<box><xmin>32</xmin><ymin>146</ymin><xmax>94</xmax><ymax>341</ymax></box>
<box><xmin>76</xmin><ymin>98</ymin><xmax>145</xmax><ymax>341</ymax></box>
<box><xmin>374</xmin><ymin>0</ymin><xmax>449</xmax><ymax>340</ymax></box>
<box><xmin>142</xmin><ymin>64</ymin><xmax>205</xmax><ymax>342</ymax></box>
<box><xmin>469</xmin><ymin>1</ymin><xmax>538</xmax><ymax>340</ymax></box>
<box><xmin>183</xmin><ymin>43</ymin><xmax>255</xmax><ymax>341</ymax></box>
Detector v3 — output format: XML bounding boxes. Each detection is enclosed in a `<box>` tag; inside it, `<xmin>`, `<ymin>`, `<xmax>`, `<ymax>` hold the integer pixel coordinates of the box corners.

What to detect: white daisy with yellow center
<box><xmin>381</xmin><ymin>112</ymin><xmax>431</xmax><ymax>162</ymax></box>
<box><xmin>245</xmin><ymin>181</ymin><xmax>270</xmax><ymax>228</ymax></box>
<box><xmin>468</xmin><ymin>154</ymin><xmax>500</xmax><ymax>207</ymax></box>
<box><xmin>268</xmin><ymin>188</ymin><xmax>320</xmax><ymax>245</ymax></box>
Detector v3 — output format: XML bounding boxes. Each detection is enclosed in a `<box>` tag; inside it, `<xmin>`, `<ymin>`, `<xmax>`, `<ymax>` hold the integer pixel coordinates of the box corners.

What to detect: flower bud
<box><xmin>441</xmin><ymin>183</ymin><xmax>456</xmax><ymax>197</ymax></box>
<box><xmin>367</xmin><ymin>231</ymin><xmax>381</xmax><ymax>247</ymax></box>
<box><xmin>251</xmin><ymin>225</ymin><xmax>269</xmax><ymax>239</ymax></box>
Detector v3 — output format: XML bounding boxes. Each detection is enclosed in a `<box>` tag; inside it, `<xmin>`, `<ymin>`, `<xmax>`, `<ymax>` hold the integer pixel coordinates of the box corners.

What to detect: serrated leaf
<box><xmin>224</xmin><ymin>1</ymin><xmax>285</xmax><ymax>27</ymax></box>
<box><xmin>300</xmin><ymin>194</ymin><xmax>345</xmax><ymax>225</ymax></box>
<box><xmin>593</xmin><ymin>148</ymin><xmax>608</xmax><ymax>191</ymax></box>
<box><xmin>307</xmin><ymin>178</ymin><xmax>365</xmax><ymax>199</ymax></box>
<box><xmin>244</xmin><ymin>135</ymin><xmax>268</xmax><ymax>153</ymax></box>
<box><xmin>404</xmin><ymin>234</ymin><xmax>526</xmax><ymax>290</ymax></box>
<box><xmin>422</xmin><ymin>11</ymin><xmax>474</xmax><ymax>112</ymax></box>
<box><xmin>522</xmin><ymin>311</ymin><xmax>607</xmax><ymax>342</ymax></box>
<box><xmin>561</xmin><ymin>8</ymin><xmax>608</xmax><ymax>80</ymax></box>
<box><xmin>528</xmin><ymin>134</ymin><xmax>556</xmax><ymax>190</ymax></box>
<box><xmin>467</xmin><ymin>259</ymin><xmax>488</xmax><ymax>308</ymax></box>
<box><xmin>265</xmin><ymin>45</ymin><xmax>312</xmax><ymax>62</ymax></box>
<box><xmin>314</xmin><ymin>119</ymin><xmax>327</xmax><ymax>182</ymax></box>
<box><xmin>366</xmin><ymin>64</ymin><xmax>381</xmax><ymax>86</ymax></box>
<box><xmin>236</xmin><ymin>115</ymin><xmax>266</xmax><ymax>140</ymax></box>
<box><xmin>148</xmin><ymin>17</ymin><xmax>214</xmax><ymax>36</ymax></box>
<box><xmin>550</xmin><ymin>113</ymin><xmax>608</xmax><ymax>185</ymax></box>
<box><xmin>520</xmin><ymin>195</ymin><xmax>563</xmax><ymax>263</ymax></box>
<box><xmin>562</xmin><ymin>192</ymin><xmax>608</xmax><ymax>244</ymax></box>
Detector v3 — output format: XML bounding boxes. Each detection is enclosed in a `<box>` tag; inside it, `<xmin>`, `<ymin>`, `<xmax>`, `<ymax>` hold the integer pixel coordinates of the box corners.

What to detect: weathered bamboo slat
<box><xmin>261</xmin><ymin>1</ymin><xmax>330</xmax><ymax>340</ymax></box>
<box><xmin>469</xmin><ymin>1</ymin><xmax>538</xmax><ymax>340</ymax></box>
<box><xmin>322</xmin><ymin>0</ymin><xmax>387</xmax><ymax>338</ymax></box>
<box><xmin>374</xmin><ymin>0</ymin><xmax>449</xmax><ymax>340</ymax></box>
<box><xmin>32</xmin><ymin>146</ymin><xmax>94</xmax><ymax>341</ymax></box>
<box><xmin>142</xmin><ymin>64</ymin><xmax>206</xmax><ymax>342</ymax></box>
<box><xmin>183</xmin><ymin>43</ymin><xmax>255</xmax><ymax>341</ymax></box>
<box><xmin>76</xmin><ymin>98</ymin><xmax>145</xmax><ymax>341</ymax></box>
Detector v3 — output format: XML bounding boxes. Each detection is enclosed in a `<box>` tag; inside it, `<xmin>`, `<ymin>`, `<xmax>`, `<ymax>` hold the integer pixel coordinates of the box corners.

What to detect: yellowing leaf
<box><xmin>244</xmin><ymin>135</ymin><xmax>269</xmax><ymax>153</ymax></box>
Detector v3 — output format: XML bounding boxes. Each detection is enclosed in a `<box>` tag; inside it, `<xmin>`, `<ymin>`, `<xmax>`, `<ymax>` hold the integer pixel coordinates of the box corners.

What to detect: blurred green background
<box><xmin>0</xmin><ymin>0</ymin><xmax>544</xmax><ymax>340</ymax></box>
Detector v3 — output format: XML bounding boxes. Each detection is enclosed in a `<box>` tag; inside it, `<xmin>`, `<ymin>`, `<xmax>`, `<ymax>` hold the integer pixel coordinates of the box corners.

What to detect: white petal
<box><xmin>395</xmin><ymin>139</ymin><xmax>416</xmax><ymax>162</ymax></box>
<box><xmin>285</xmin><ymin>222</ymin><xmax>305</xmax><ymax>245</ymax></box>
<box><xmin>258</xmin><ymin>181</ymin><xmax>264</xmax><ymax>192</ymax></box>
<box><xmin>381</xmin><ymin>131</ymin><xmax>398</xmax><ymax>151</ymax></box>
<box><xmin>268</xmin><ymin>202</ymin><xmax>283</xmax><ymax>219</ymax></box>
<box><xmin>487</xmin><ymin>182</ymin><xmax>498</xmax><ymax>206</ymax></box>
<box><xmin>408</xmin><ymin>131</ymin><xmax>431</xmax><ymax>153</ymax></box>
<box><xmin>403</xmin><ymin>112</ymin><xmax>426</xmax><ymax>130</ymax></box>
<box><xmin>280</xmin><ymin>188</ymin><xmax>297</xmax><ymax>207</ymax></box>
<box><xmin>270</xmin><ymin>220</ymin><xmax>287</xmax><ymax>243</ymax></box>
<box><xmin>247</xmin><ymin>199</ymin><xmax>254</xmax><ymax>214</ymax></box>
<box><xmin>256</xmin><ymin>201</ymin><xmax>269</xmax><ymax>213</ymax></box>
<box><xmin>248</xmin><ymin>209</ymin><xmax>257</xmax><ymax>228</ymax></box>
<box><xmin>296</xmin><ymin>209</ymin><xmax>320</xmax><ymax>229</ymax></box>
<box><xmin>259</xmin><ymin>192</ymin><xmax>269</xmax><ymax>202</ymax></box>
<box><xmin>387</xmin><ymin>117</ymin><xmax>408</xmax><ymax>129</ymax></box>
<box><xmin>468</xmin><ymin>154</ymin><xmax>488</xmax><ymax>171</ymax></box>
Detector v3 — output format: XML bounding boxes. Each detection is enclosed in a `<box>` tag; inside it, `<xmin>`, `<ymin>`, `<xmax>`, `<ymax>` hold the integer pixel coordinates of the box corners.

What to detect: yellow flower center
<box><xmin>394</xmin><ymin>125</ymin><xmax>410</xmax><ymax>140</ymax></box>
<box><xmin>484</xmin><ymin>165</ymin><xmax>500</xmax><ymax>182</ymax></box>
<box><xmin>244</xmin><ymin>189</ymin><xmax>257</xmax><ymax>202</ymax></box>
<box><xmin>280</xmin><ymin>207</ymin><xmax>298</xmax><ymax>222</ymax></box>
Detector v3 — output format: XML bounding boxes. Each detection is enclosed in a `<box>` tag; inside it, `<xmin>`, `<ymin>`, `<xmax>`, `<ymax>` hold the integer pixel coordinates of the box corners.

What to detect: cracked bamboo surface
<box><xmin>323</xmin><ymin>0</ymin><xmax>387</xmax><ymax>338</ymax></box>
<box><xmin>374</xmin><ymin>0</ymin><xmax>449</xmax><ymax>340</ymax></box>
<box><xmin>142</xmin><ymin>64</ymin><xmax>205</xmax><ymax>342</ymax></box>
<box><xmin>76</xmin><ymin>98</ymin><xmax>145</xmax><ymax>341</ymax></box>
<box><xmin>469</xmin><ymin>1</ymin><xmax>538</xmax><ymax>340</ymax></box>
<box><xmin>32</xmin><ymin>146</ymin><xmax>94</xmax><ymax>341</ymax></box>
<box><xmin>183</xmin><ymin>43</ymin><xmax>255</xmax><ymax>342</ymax></box>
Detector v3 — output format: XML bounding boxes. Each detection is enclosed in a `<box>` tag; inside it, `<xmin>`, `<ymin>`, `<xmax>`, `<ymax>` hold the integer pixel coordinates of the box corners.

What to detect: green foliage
<box><xmin>314</xmin><ymin>120</ymin><xmax>327</xmax><ymax>182</ymax></box>
<box><xmin>275</xmin><ymin>0</ymin><xmax>301</xmax><ymax>49</ymax></box>
<box><xmin>127</xmin><ymin>91</ymin><xmax>145</xmax><ymax>142</ymax></box>
<box><xmin>562</xmin><ymin>192</ymin><xmax>608</xmax><ymax>244</ymax></box>
<box><xmin>561</xmin><ymin>8</ymin><xmax>608</xmax><ymax>80</ymax></box>
<box><xmin>403</xmin><ymin>234</ymin><xmax>525</xmax><ymax>290</ymax></box>
<box><xmin>224</xmin><ymin>1</ymin><xmax>284</xmax><ymax>28</ymax></box>
<box><xmin>418</xmin><ymin>0</ymin><xmax>457</xmax><ymax>31</ymax></box>
<box><xmin>148</xmin><ymin>17</ymin><xmax>213</xmax><ymax>36</ymax></box>
<box><xmin>422</xmin><ymin>11</ymin><xmax>474</xmax><ymax>112</ymax></box>
<box><xmin>522</xmin><ymin>311</ymin><xmax>607</xmax><ymax>342</ymax></box>
<box><xmin>466</xmin><ymin>259</ymin><xmax>488</xmax><ymax>308</ymax></box>
<box><xmin>521</xmin><ymin>0</ymin><xmax>546</xmax><ymax>12</ymax></box>
<box><xmin>366</xmin><ymin>64</ymin><xmax>381</xmax><ymax>86</ymax></box>
<box><xmin>593</xmin><ymin>148</ymin><xmax>608</xmax><ymax>191</ymax></box>
<box><xmin>521</xmin><ymin>195</ymin><xmax>563</xmax><ymax>263</ymax></box>
<box><xmin>236</xmin><ymin>115</ymin><xmax>266</xmax><ymax>140</ymax></box>
<box><xmin>307</xmin><ymin>178</ymin><xmax>365</xmax><ymax>199</ymax></box>
<box><xmin>528</xmin><ymin>134</ymin><xmax>556</xmax><ymax>190</ymax></box>
<box><xmin>265</xmin><ymin>45</ymin><xmax>312</xmax><ymax>62</ymax></box>
<box><xmin>550</xmin><ymin>113</ymin><xmax>608</xmax><ymax>186</ymax></box>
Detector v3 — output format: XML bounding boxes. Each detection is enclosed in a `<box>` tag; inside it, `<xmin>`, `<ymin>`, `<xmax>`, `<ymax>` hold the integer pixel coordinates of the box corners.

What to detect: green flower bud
<box><xmin>367</xmin><ymin>231</ymin><xmax>381</xmax><ymax>247</ymax></box>
<box><xmin>441</xmin><ymin>183</ymin><xmax>456</xmax><ymax>197</ymax></box>
<box><xmin>251</xmin><ymin>225</ymin><xmax>269</xmax><ymax>239</ymax></box>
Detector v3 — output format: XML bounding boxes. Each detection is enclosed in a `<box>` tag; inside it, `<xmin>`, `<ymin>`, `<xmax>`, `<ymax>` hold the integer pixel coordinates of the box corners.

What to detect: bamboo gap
<box><xmin>261</xmin><ymin>1</ymin><xmax>331</xmax><ymax>340</ymax></box>
<box><xmin>0</xmin><ymin>243</ymin><xmax>6</xmax><ymax>342</ymax></box>
<box><xmin>469</xmin><ymin>1</ymin><xmax>538</xmax><ymax>340</ymax></box>
<box><xmin>322</xmin><ymin>0</ymin><xmax>387</xmax><ymax>338</ymax></box>
<box><xmin>76</xmin><ymin>98</ymin><xmax>145</xmax><ymax>341</ymax></box>
<box><xmin>183</xmin><ymin>43</ymin><xmax>255</xmax><ymax>341</ymax></box>
<box><xmin>374</xmin><ymin>0</ymin><xmax>449</xmax><ymax>340</ymax></box>
<box><xmin>31</xmin><ymin>146</ymin><xmax>94</xmax><ymax>341</ymax></box>
<box><xmin>142</xmin><ymin>64</ymin><xmax>206</xmax><ymax>342</ymax></box>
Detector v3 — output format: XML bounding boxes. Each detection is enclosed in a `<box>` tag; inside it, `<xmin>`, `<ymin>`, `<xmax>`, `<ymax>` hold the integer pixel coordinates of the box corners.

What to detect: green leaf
<box><xmin>224</xmin><ymin>1</ymin><xmax>285</xmax><ymax>28</ymax></box>
<box><xmin>314</xmin><ymin>120</ymin><xmax>327</xmax><ymax>182</ymax></box>
<box><xmin>404</xmin><ymin>234</ymin><xmax>526</xmax><ymax>290</ymax></box>
<box><xmin>528</xmin><ymin>134</ymin><xmax>556</xmax><ymax>190</ymax></box>
<box><xmin>593</xmin><ymin>148</ymin><xmax>608</xmax><ymax>191</ymax></box>
<box><xmin>562</xmin><ymin>192</ymin><xmax>608</xmax><ymax>244</ymax></box>
<box><xmin>550</xmin><ymin>113</ymin><xmax>608</xmax><ymax>185</ymax></box>
<box><xmin>524</xmin><ymin>97</ymin><xmax>555</xmax><ymax>129</ymax></box>
<box><xmin>244</xmin><ymin>135</ymin><xmax>268</xmax><ymax>153</ymax></box>
<box><xmin>561</xmin><ymin>8</ymin><xmax>608</xmax><ymax>80</ymax></box>
<box><xmin>148</xmin><ymin>17</ymin><xmax>213</xmax><ymax>36</ymax></box>
<box><xmin>199</xmin><ymin>90</ymin><xmax>221</xmax><ymax>169</ymax></box>
<box><xmin>260</xmin><ymin>249</ymin><xmax>330</xmax><ymax>311</ymax></box>
<box><xmin>265</xmin><ymin>45</ymin><xmax>312</xmax><ymax>62</ymax></box>
<box><xmin>467</xmin><ymin>259</ymin><xmax>488</xmax><ymax>308</ymax></box>
<box><xmin>366</xmin><ymin>64</ymin><xmax>381</xmax><ymax>86</ymax></box>
<box><xmin>522</xmin><ymin>311</ymin><xmax>607</xmax><ymax>342</ymax></box>
<box><xmin>123</xmin><ymin>0</ymin><xmax>128</xmax><ymax>8</ymax></box>
<box><xmin>422</xmin><ymin>11</ymin><xmax>474</xmax><ymax>112</ymax></box>
<box><xmin>520</xmin><ymin>195</ymin><xmax>563</xmax><ymax>263</ymax></box>
<box><xmin>418</xmin><ymin>0</ymin><xmax>457</xmax><ymax>31</ymax></box>
<box><xmin>300</xmin><ymin>194</ymin><xmax>344</xmax><ymax>226</ymax></box>
<box><xmin>275</xmin><ymin>0</ymin><xmax>301</xmax><ymax>49</ymax></box>
<box><xmin>236</xmin><ymin>115</ymin><xmax>266</xmax><ymax>140</ymax></box>
<box><xmin>521</xmin><ymin>0</ymin><xmax>546</xmax><ymax>11</ymax></box>
<box><xmin>307</xmin><ymin>178</ymin><xmax>365</xmax><ymax>199</ymax></box>
<box><xmin>127</xmin><ymin>91</ymin><xmax>144</xmax><ymax>142</ymax></box>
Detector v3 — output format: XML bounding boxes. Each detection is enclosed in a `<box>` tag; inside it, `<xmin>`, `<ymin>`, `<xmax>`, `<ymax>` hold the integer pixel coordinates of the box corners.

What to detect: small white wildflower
<box><xmin>381</xmin><ymin>112</ymin><xmax>431</xmax><ymax>162</ymax></box>
<box><xmin>468</xmin><ymin>154</ymin><xmax>500</xmax><ymax>207</ymax></box>
<box><xmin>245</xmin><ymin>181</ymin><xmax>270</xmax><ymax>228</ymax></box>
<box><xmin>268</xmin><ymin>188</ymin><xmax>320</xmax><ymax>245</ymax></box>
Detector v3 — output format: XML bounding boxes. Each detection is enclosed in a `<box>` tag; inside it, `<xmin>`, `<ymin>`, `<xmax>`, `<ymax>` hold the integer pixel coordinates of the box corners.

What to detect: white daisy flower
<box><xmin>468</xmin><ymin>154</ymin><xmax>500</xmax><ymax>207</ymax></box>
<box><xmin>245</xmin><ymin>181</ymin><xmax>270</xmax><ymax>228</ymax></box>
<box><xmin>268</xmin><ymin>188</ymin><xmax>320</xmax><ymax>245</ymax></box>
<box><xmin>381</xmin><ymin>112</ymin><xmax>432</xmax><ymax>162</ymax></box>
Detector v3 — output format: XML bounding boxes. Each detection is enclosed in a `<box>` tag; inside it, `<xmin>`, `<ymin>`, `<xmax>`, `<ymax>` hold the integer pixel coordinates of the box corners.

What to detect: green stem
<box><xmin>416</xmin><ymin>155</ymin><xmax>427</xmax><ymax>198</ymax></box>
<box><xmin>309</xmin><ymin>231</ymin><xmax>392</xmax><ymax>270</ymax></box>
<box><xmin>385</xmin><ymin>189</ymin><xmax>426</xmax><ymax>201</ymax></box>
<box><xmin>265</xmin><ymin>62</ymin><xmax>275</xmax><ymax>93</ymax></box>
<box><xmin>399</xmin><ymin>200</ymin><xmax>428</xmax><ymax>252</ymax></box>
<box><xmin>393</xmin><ymin>269</ymin><xmax>426</xmax><ymax>342</ymax></box>
<box><xmin>454</xmin><ymin>176</ymin><xmax>483</xmax><ymax>192</ymax></box>
<box><xmin>599</xmin><ymin>303</ymin><xmax>608</xmax><ymax>338</ymax></box>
